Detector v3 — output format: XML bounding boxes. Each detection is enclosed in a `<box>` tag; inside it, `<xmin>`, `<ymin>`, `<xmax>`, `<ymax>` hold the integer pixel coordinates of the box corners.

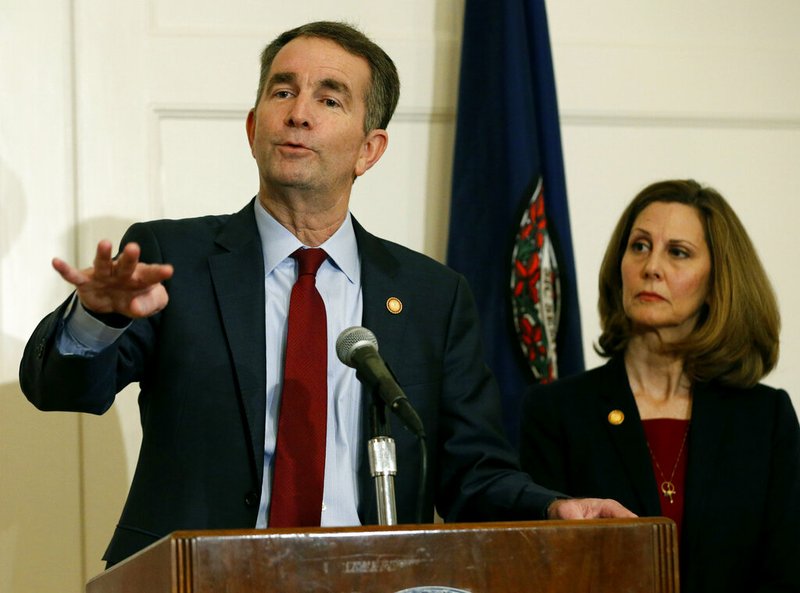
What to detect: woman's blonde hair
<box><xmin>597</xmin><ymin>179</ymin><xmax>779</xmax><ymax>388</ymax></box>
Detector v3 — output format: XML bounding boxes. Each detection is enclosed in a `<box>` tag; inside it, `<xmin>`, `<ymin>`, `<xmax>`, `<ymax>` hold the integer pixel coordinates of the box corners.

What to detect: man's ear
<box><xmin>245</xmin><ymin>108</ymin><xmax>256</xmax><ymax>153</ymax></box>
<box><xmin>354</xmin><ymin>129</ymin><xmax>389</xmax><ymax>178</ymax></box>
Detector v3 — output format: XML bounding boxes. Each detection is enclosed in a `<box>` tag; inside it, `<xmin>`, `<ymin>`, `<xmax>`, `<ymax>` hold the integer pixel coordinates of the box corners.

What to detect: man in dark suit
<box><xmin>20</xmin><ymin>21</ymin><xmax>632</xmax><ymax>566</ymax></box>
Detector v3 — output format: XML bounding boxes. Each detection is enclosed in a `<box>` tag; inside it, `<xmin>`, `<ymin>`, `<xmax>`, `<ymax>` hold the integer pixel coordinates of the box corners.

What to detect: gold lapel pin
<box><xmin>607</xmin><ymin>409</ymin><xmax>625</xmax><ymax>425</ymax></box>
<box><xmin>386</xmin><ymin>297</ymin><xmax>403</xmax><ymax>314</ymax></box>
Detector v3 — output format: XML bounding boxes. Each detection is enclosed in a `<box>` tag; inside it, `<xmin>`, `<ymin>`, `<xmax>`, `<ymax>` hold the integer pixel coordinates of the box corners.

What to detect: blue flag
<box><xmin>447</xmin><ymin>0</ymin><xmax>584</xmax><ymax>443</ymax></box>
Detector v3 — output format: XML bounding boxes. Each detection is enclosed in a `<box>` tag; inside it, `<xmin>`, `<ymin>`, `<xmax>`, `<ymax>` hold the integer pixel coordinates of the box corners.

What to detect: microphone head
<box><xmin>336</xmin><ymin>326</ymin><xmax>379</xmax><ymax>367</ymax></box>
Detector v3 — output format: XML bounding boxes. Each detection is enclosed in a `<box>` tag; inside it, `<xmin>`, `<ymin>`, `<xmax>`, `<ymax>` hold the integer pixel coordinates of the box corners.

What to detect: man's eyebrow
<box><xmin>318</xmin><ymin>78</ymin><xmax>352</xmax><ymax>101</ymax></box>
<box><xmin>267</xmin><ymin>72</ymin><xmax>296</xmax><ymax>88</ymax></box>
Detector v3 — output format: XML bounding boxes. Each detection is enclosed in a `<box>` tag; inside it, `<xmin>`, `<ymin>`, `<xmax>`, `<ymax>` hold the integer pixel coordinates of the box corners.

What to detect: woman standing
<box><xmin>519</xmin><ymin>179</ymin><xmax>799</xmax><ymax>593</ymax></box>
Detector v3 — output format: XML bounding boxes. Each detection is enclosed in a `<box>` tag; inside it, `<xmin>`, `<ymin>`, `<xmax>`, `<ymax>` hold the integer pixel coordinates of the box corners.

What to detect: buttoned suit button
<box><xmin>244</xmin><ymin>492</ymin><xmax>259</xmax><ymax>508</ymax></box>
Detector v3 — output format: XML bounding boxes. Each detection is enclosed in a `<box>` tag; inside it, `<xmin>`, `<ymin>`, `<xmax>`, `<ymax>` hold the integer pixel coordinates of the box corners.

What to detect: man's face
<box><xmin>246</xmin><ymin>36</ymin><xmax>386</xmax><ymax>200</ymax></box>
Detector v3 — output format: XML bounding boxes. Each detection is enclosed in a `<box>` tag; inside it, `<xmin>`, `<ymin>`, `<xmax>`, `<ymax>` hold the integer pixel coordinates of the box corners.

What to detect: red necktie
<box><xmin>269</xmin><ymin>248</ymin><xmax>328</xmax><ymax>527</ymax></box>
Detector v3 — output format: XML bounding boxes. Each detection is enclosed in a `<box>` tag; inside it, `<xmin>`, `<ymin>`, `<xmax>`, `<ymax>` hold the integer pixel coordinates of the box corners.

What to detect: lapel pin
<box><xmin>386</xmin><ymin>297</ymin><xmax>403</xmax><ymax>314</ymax></box>
<box><xmin>607</xmin><ymin>409</ymin><xmax>625</xmax><ymax>425</ymax></box>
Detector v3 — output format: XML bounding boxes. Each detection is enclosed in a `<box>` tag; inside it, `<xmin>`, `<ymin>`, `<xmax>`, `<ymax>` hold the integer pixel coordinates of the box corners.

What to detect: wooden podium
<box><xmin>86</xmin><ymin>518</ymin><xmax>678</xmax><ymax>592</ymax></box>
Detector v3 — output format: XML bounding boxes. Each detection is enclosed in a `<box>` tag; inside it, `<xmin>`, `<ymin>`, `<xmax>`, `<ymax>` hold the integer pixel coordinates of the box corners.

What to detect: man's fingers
<box><xmin>133</xmin><ymin>263</ymin><xmax>174</xmax><ymax>286</ymax></box>
<box><xmin>92</xmin><ymin>241</ymin><xmax>143</xmax><ymax>280</ymax></box>
<box><xmin>92</xmin><ymin>240</ymin><xmax>116</xmax><ymax>277</ymax></box>
<box><xmin>52</xmin><ymin>257</ymin><xmax>87</xmax><ymax>286</ymax></box>
<box><xmin>127</xmin><ymin>284</ymin><xmax>170</xmax><ymax>318</ymax></box>
<box><xmin>548</xmin><ymin>498</ymin><xmax>638</xmax><ymax>520</ymax></box>
<box><xmin>114</xmin><ymin>243</ymin><xmax>142</xmax><ymax>278</ymax></box>
<box><xmin>599</xmin><ymin>500</ymin><xmax>637</xmax><ymax>519</ymax></box>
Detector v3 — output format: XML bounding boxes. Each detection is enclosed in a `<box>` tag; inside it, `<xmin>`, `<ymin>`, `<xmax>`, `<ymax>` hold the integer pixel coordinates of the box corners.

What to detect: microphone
<box><xmin>336</xmin><ymin>326</ymin><xmax>425</xmax><ymax>437</ymax></box>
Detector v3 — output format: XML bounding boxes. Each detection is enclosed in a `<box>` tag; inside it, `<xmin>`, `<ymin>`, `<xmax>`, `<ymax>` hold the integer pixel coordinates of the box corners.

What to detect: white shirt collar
<box><xmin>253</xmin><ymin>198</ymin><xmax>359</xmax><ymax>283</ymax></box>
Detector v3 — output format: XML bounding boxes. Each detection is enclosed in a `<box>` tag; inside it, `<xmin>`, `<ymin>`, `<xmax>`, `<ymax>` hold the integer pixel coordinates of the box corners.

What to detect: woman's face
<box><xmin>621</xmin><ymin>201</ymin><xmax>712</xmax><ymax>341</ymax></box>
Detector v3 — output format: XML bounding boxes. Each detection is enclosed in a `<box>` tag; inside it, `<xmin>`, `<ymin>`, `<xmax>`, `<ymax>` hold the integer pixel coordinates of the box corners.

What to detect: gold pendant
<box><xmin>661</xmin><ymin>481</ymin><xmax>676</xmax><ymax>504</ymax></box>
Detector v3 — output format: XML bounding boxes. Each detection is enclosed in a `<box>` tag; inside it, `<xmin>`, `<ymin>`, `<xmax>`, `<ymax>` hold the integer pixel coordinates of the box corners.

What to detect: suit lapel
<box><xmin>351</xmin><ymin>218</ymin><xmax>407</xmax><ymax>524</ymax></box>
<box><xmin>682</xmin><ymin>382</ymin><xmax>727</xmax><ymax>555</ymax></box>
<box><xmin>208</xmin><ymin>200</ymin><xmax>267</xmax><ymax>484</ymax></box>
<box><xmin>598</xmin><ymin>358</ymin><xmax>663</xmax><ymax>515</ymax></box>
<box><xmin>354</xmin><ymin>219</ymin><xmax>407</xmax><ymax>359</ymax></box>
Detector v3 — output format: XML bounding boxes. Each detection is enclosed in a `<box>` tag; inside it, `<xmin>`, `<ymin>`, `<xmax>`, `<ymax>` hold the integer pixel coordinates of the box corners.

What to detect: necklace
<box><xmin>646</xmin><ymin>423</ymin><xmax>690</xmax><ymax>504</ymax></box>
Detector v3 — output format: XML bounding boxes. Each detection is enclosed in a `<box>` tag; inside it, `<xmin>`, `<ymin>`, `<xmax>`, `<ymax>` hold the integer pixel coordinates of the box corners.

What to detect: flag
<box><xmin>447</xmin><ymin>0</ymin><xmax>584</xmax><ymax>444</ymax></box>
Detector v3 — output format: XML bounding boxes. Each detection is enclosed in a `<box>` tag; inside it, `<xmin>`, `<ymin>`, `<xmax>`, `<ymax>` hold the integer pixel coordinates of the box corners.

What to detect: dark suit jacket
<box><xmin>519</xmin><ymin>356</ymin><xmax>800</xmax><ymax>593</ymax></box>
<box><xmin>20</xmin><ymin>199</ymin><xmax>557</xmax><ymax>565</ymax></box>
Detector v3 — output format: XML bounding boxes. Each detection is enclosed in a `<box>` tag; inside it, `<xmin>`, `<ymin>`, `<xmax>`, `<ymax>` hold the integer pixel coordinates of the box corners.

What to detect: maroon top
<box><xmin>642</xmin><ymin>418</ymin><xmax>690</xmax><ymax>537</ymax></box>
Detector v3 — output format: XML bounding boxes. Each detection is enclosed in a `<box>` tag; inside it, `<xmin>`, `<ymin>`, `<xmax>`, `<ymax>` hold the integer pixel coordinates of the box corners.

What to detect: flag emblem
<box><xmin>510</xmin><ymin>177</ymin><xmax>560</xmax><ymax>382</ymax></box>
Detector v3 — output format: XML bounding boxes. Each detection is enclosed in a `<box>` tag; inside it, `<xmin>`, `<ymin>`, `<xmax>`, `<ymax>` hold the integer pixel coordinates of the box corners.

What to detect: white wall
<box><xmin>1</xmin><ymin>2</ymin><xmax>798</xmax><ymax>592</ymax></box>
<box><xmin>0</xmin><ymin>2</ymin><xmax>84</xmax><ymax>593</ymax></box>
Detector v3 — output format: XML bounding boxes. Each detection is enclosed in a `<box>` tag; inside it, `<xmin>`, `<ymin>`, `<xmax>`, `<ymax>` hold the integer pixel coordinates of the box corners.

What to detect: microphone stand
<box><xmin>368</xmin><ymin>393</ymin><xmax>398</xmax><ymax>525</ymax></box>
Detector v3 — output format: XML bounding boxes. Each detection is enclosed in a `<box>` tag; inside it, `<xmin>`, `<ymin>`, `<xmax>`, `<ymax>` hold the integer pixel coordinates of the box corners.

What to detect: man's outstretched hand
<box><xmin>52</xmin><ymin>240</ymin><xmax>174</xmax><ymax>319</ymax></box>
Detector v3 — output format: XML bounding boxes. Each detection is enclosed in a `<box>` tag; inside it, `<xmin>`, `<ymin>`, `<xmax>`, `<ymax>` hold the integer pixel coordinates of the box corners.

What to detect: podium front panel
<box><xmin>87</xmin><ymin>518</ymin><xmax>678</xmax><ymax>593</ymax></box>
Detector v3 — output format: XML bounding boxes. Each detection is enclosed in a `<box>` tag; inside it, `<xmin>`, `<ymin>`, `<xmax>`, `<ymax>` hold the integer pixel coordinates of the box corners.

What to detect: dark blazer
<box><xmin>20</xmin><ymin>199</ymin><xmax>557</xmax><ymax>565</ymax></box>
<box><xmin>519</xmin><ymin>356</ymin><xmax>800</xmax><ymax>593</ymax></box>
